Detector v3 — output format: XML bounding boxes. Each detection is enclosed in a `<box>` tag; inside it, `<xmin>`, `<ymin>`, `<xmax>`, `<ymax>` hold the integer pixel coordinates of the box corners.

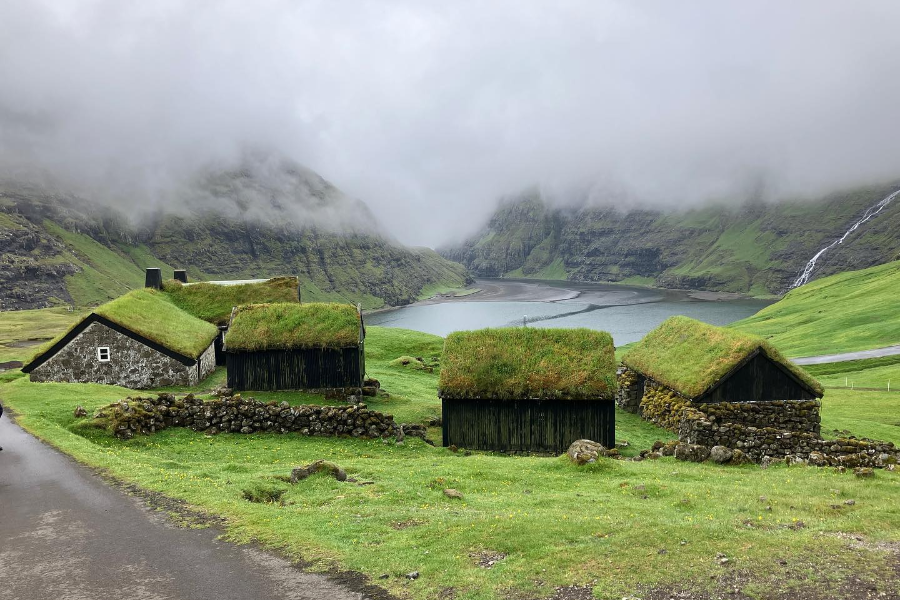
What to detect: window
<box><xmin>97</xmin><ymin>347</ymin><xmax>111</xmax><ymax>362</ymax></box>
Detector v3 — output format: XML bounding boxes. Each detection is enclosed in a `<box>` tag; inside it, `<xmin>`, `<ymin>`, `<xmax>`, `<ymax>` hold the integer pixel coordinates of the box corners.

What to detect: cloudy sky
<box><xmin>2</xmin><ymin>1</ymin><xmax>900</xmax><ymax>245</ymax></box>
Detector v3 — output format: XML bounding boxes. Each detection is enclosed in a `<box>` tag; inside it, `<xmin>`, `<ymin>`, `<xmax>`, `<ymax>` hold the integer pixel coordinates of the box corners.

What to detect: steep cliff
<box><xmin>442</xmin><ymin>184</ymin><xmax>900</xmax><ymax>296</ymax></box>
<box><xmin>0</xmin><ymin>162</ymin><xmax>470</xmax><ymax>310</ymax></box>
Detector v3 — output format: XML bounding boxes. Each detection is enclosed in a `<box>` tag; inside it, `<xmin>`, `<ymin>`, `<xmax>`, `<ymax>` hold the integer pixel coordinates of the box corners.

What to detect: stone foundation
<box><xmin>97</xmin><ymin>393</ymin><xmax>399</xmax><ymax>440</ymax></box>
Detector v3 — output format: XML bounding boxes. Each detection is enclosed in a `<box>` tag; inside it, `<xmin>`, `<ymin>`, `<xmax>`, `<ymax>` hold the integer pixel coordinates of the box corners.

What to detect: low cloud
<box><xmin>2</xmin><ymin>1</ymin><xmax>899</xmax><ymax>245</ymax></box>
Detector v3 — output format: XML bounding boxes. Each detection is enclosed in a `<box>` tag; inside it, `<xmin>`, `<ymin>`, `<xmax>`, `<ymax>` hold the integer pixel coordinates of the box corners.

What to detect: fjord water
<box><xmin>365</xmin><ymin>279</ymin><xmax>771</xmax><ymax>345</ymax></box>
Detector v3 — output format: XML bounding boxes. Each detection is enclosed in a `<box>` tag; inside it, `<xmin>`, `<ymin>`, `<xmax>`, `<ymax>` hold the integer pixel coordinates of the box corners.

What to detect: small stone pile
<box><xmin>94</xmin><ymin>393</ymin><xmax>399</xmax><ymax>440</ymax></box>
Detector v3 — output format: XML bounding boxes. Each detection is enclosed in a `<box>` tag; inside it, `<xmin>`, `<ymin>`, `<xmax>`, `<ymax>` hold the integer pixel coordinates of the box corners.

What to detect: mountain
<box><xmin>0</xmin><ymin>159</ymin><xmax>470</xmax><ymax>310</ymax></box>
<box><xmin>441</xmin><ymin>184</ymin><xmax>900</xmax><ymax>296</ymax></box>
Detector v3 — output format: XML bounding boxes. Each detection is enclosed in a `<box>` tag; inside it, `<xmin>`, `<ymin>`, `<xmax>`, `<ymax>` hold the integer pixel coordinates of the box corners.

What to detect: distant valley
<box><xmin>0</xmin><ymin>158</ymin><xmax>469</xmax><ymax>310</ymax></box>
<box><xmin>441</xmin><ymin>183</ymin><xmax>900</xmax><ymax>296</ymax></box>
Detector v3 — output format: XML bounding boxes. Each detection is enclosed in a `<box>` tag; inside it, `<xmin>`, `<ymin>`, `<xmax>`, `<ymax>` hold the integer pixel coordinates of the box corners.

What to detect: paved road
<box><xmin>793</xmin><ymin>344</ymin><xmax>900</xmax><ymax>365</ymax></box>
<box><xmin>0</xmin><ymin>415</ymin><xmax>371</xmax><ymax>600</ymax></box>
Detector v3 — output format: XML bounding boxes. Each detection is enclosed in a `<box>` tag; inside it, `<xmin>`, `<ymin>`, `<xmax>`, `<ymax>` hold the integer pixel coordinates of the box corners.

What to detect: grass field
<box><xmin>731</xmin><ymin>260</ymin><xmax>900</xmax><ymax>358</ymax></box>
<box><xmin>2</xmin><ymin>319</ymin><xmax>900</xmax><ymax>598</ymax></box>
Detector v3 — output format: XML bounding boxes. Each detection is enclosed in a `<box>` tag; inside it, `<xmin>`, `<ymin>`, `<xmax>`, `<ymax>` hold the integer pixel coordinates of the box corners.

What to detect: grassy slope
<box><xmin>163</xmin><ymin>278</ymin><xmax>301</xmax><ymax>324</ymax></box>
<box><xmin>1</xmin><ymin>318</ymin><xmax>899</xmax><ymax>598</ymax></box>
<box><xmin>730</xmin><ymin>260</ymin><xmax>900</xmax><ymax>357</ymax></box>
<box><xmin>0</xmin><ymin>307</ymin><xmax>85</xmax><ymax>363</ymax></box>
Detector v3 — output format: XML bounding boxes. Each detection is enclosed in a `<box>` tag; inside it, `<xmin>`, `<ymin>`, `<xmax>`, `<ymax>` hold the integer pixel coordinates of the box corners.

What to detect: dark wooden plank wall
<box><xmin>442</xmin><ymin>398</ymin><xmax>615</xmax><ymax>453</ymax></box>
<box><xmin>699</xmin><ymin>353</ymin><xmax>817</xmax><ymax>403</ymax></box>
<box><xmin>226</xmin><ymin>347</ymin><xmax>363</xmax><ymax>391</ymax></box>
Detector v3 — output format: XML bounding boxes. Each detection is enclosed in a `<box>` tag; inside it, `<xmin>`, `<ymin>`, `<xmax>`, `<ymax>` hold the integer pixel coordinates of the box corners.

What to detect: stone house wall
<box><xmin>197</xmin><ymin>342</ymin><xmax>216</xmax><ymax>383</ymax></box>
<box><xmin>615</xmin><ymin>368</ymin><xmax>644</xmax><ymax>414</ymax></box>
<box><xmin>30</xmin><ymin>321</ymin><xmax>214</xmax><ymax>389</ymax></box>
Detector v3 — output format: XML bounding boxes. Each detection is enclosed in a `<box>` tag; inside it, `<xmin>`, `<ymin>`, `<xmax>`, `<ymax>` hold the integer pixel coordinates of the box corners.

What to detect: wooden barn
<box><xmin>22</xmin><ymin>289</ymin><xmax>218</xmax><ymax>389</ymax></box>
<box><xmin>620</xmin><ymin>316</ymin><xmax>823</xmax><ymax>404</ymax></box>
<box><xmin>224</xmin><ymin>302</ymin><xmax>365</xmax><ymax>392</ymax></box>
<box><xmin>438</xmin><ymin>328</ymin><xmax>618</xmax><ymax>453</ymax></box>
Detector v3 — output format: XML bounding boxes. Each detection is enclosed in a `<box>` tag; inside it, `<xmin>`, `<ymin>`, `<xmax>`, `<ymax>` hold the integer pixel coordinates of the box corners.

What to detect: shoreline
<box><xmin>365</xmin><ymin>278</ymin><xmax>767</xmax><ymax>317</ymax></box>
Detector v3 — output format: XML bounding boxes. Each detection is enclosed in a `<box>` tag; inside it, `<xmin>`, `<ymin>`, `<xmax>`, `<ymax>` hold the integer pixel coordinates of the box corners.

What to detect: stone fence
<box><xmin>97</xmin><ymin>393</ymin><xmax>399</xmax><ymax>440</ymax></box>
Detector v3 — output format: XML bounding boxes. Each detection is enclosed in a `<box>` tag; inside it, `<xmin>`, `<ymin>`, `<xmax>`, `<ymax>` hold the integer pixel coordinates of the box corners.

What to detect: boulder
<box><xmin>674</xmin><ymin>443</ymin><xmax>710</xmax><ymax>463</ymax></box>
<box><xmin>807</xmin><ymin>451</ymin><xmax>827</xmax><ymax>467</ymax></box>
<box><xmin>73</xmin><ymin>405</ymin><xmax>88</xmax><ymax>418</ymax></box>
<box><xmin>709</xmin><ymin>446</ymin><xmax>733</xmax><ymax>464</ymax></box>
<box><xmin>443</xmin><ymin>488</ymin><xmax>464</xmax><ymax>500</ymax></box>
<box><xmin>854</xmin><ymin>467</ymin><xmax>875</xmax><ymax>479</ymax></box>
<box><xmin>567</xmin><ymin>439</ymin><xmax>605</xmax><ymax>465</ymax></box>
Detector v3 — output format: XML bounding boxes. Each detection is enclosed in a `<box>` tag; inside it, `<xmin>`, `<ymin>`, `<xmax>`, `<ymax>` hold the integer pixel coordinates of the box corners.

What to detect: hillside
<box><xmin>0</xmin><ymin>161</ymin><xmax>470</xmax><ymax>310</ymax></box>
<box><xmin>442</xmin><ymin>184</ymin><xmax>900</xmax><ymax>296</ymax></box>
<box><xmin>729</xmin><ymin>259</ymin><xmax>900</xmax><ymax>358</ymax></box>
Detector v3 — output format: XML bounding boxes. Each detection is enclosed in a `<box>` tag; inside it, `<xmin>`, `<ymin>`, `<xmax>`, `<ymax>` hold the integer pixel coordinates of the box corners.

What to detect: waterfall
<box><xmin>790</xmin><ymin>188</ymin><xmax>900</xmax><ymax>289</ymax></box>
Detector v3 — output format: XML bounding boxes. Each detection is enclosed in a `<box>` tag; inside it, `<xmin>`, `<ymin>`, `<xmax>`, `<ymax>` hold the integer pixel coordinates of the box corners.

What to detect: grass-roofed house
<box><xmin>224</xmin><ymin>302</ymin><xmax>365</xmax><ymax>392</ymax></box>
<box><xmin>619</xmin><ymin>316</ymin><xmax>824</xmax><ymax>455</ymax></box>
<box><xmin>161</xmin><ymin>274</ymin><xmax>301</xmax><ymax>365</ymax></box>
<box><xmin>438</xmin><ymin>327</ymin><xmax>618</xmax><ymax>453</ymax></box>
<box><xmin>22</xmin><ymin>289</ymin><xmax>218</xmax><ymax>389</ymax></box>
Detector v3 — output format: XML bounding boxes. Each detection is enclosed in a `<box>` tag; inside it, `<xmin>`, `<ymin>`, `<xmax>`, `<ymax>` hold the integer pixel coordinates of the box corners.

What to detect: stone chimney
<box><xmin>174</xmin><ymin>270</ymin><xmax>188</xmax><ymax>283</ymax></box>
<box><xmin>145</xmin><ymin>268</ymin><xmax>162</xmax><ymax>290</ymax></box>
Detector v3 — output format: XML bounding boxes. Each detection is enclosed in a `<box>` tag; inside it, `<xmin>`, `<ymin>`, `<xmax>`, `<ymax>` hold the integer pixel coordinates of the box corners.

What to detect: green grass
<box><xmin>505</xmin><ymin>257</ymin><xmax>568</xmax><ymax>281</ymax></box>
<box><xmin>2</xmin><ymin>324</ymin><xmax>900</xmax><ymax>598</ymax></box>
<box><xmin>226</xmin><ymin>303</ymin><xmax>360</xmax><ymax>351</ymax></box>
<box><xmin>820</xmin><ymin>388</ymin><xmax>900</xmax><ymax>443</ymax></box>
<box><xmin>440</xmin><ymin>327</ymin><xmax>616</xmax><ymax>400</ymax></box>
<box><xmin>805</xmin><ymin>356</ymin><xmax>900</xmax><ymax>391</ymax></box>
<box><xmin>0</xmin><ymin>307</ymin><xmax>85</xmax><ymax>363</ymax></box>
<box><xmin>623</xmin><ymin>316</ymin><xmax>823</xmax><ymax>399</ymax></box>
<box><xmin>417</xmin><ymin>284</ymin><xmax>481</xmax><ymax>301</ymax></box>
<box><xmin>731</xmin><ymin>260</ymin><xmax>900</xmax><ymax>357</ymax></box>
<box><xmin>163</xmin><ymin>277</ymin><xmax>300</xmax><ymax>324</ymax></box>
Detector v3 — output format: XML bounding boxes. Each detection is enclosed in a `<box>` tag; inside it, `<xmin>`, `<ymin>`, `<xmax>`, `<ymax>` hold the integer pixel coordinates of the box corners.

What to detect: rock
<box><xmin>567</xmin><ymin>439</ymin><xmax>605</xmax><ymax>465</ymax></box>
<box><xmin>844</xmin><ymin>499</ymin><xmax>856</xmax><ymax>506</ymax></box>
<box><xmin>760</xmin><ymin>456</ymin><xmax>774</xmax><ymax>469</ymax></box>
<box><xmin>709</xmin><ymin>445</ymin><xmax>733</xmax><ymax>464</ymax></box>
<box><xmin>364</xmin><ymin>378</ymin><xmax>381</xmax><ymax>389</ymax></box>
<box><xmin>362</xmin><ymin>386</ymin><xmax>378</xmax><ymax>397</ymax></box>
<box><xmin>674</xmin><ymin>443</ymin><xmax>710</xmax><ymax>463</ymax></box>
<box><xmin>290</xmin><ymin>460</ymin><xmax>348</xmax><ymax>483</ymax></box>
<box><xmin>807</xmin><ymin>451</ymin><xmax>827</xmax><ymax>467</ymax></box>
<box><xmin>443</xmin><ymin>488</ymin><xmax>464</xmax><ymax>500</ymax></box>
<box><xmin>854</xmin><ymin>467</ymin><xmax>875</xmax><ymax>478</ymax></box>
<box><xmin>73</xmin><ymin>405</ymin><xmax>88</xmax><ymax>418</ymax></box>
<box><xmin>406</xmin><ymin>571</ymin><xmax>419</xmax><ymax>580</ymax></box>
<box><xmin>378</xmin><ymin>573</ymin><xmax>389</xmax><ymax>580</ymax></box>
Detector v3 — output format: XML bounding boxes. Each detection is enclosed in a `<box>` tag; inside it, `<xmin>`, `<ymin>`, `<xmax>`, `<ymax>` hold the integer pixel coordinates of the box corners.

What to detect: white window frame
<box><xmin>97</xmin><ymin>347</ymin><xmax>111</xmax><ymax>362</ymax></box>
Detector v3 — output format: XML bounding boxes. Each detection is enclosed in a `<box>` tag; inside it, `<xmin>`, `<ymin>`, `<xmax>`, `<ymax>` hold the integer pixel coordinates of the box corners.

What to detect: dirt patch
<box><xmin>470</xmin><ymin>550</ymin><xmax>507</xmax><ymax>569</ymax></box>
<box><xmin>390</xmin><ymin>519</ymin><xmax>425</xmax><ymax>530</ymax></box>
<box><xmin>0</xmin><ymin>360</ymin><xmax>23</xmax><ymax>371</ymax></box>
<box><xmin>8</xmin><ymin>339</ymin><xmax>46</xmax><ymax>348</ymax></box>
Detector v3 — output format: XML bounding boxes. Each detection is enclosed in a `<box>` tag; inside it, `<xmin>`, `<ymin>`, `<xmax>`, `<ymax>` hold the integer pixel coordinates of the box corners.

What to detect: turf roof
<box><xmin>225</xmin><ymin>302</ymin><xmax>361</xmax><ymax>352</ymax></box>
<box><xmin>438</xmin><ymin>327</ymin><xmax>617</xmax><ymax>400</ymax></box>
<box><xmin>162</xmin><ymin>277</ymin><xmax>299</xmax><ymax>324</ymax></box>
<box><xmin>621</xmin><ymin>316</ymin><xmax>823</xmax><ymax>399</ymax></box>
<box><xmin>29</xmin><ymin>289</ymin><xmax>218</xmax><ymax>362</ymax></box>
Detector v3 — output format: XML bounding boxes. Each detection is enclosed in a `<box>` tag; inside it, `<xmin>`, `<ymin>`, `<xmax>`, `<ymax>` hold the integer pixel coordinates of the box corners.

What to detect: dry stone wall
<box><xmin>620</xmin><ymin>369</ymin><xmax>898</xmax><ymax>465</ymax></box>
<box><xmin>99</xmin><ymin>393</ymin><xmax>399</xmax><ymax>440</ymax></box>
<box><xmin>615</xmin><ymin>368</ymin><xmax>644</xmax><ymax>414</ymax></box>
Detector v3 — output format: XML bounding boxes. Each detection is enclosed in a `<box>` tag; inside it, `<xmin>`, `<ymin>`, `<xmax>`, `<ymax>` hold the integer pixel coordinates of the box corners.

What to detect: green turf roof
<box><xmin>438</xmin><ymin>327</ymin><xmax>617</xmax><ymax>400</ymax></box>
<box><xmin>28</xmin><ymin>289</ymin><xmax>218</xmax><ymax>363</ymax></box>
<box><xmin>621</xmin><ymin>316</ymin><xmax>823</xmax><ymax>399</ymax></box>
<box><xmin>162</xmin><ymin>277</ymin><xmax>299</xmax><ymax>324</ymax></box>
<box><xmin>225</xmin><ymin>302</ymin><xmax>362</xmax><ymax>352</ymax></box>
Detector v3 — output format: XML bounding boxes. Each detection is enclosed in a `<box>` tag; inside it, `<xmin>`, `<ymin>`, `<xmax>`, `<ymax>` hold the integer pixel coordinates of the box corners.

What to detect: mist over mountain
<box><xmin>2</xmin><ymin>2</ymin><xmax>900</xmax><ymax>246</ymax></box>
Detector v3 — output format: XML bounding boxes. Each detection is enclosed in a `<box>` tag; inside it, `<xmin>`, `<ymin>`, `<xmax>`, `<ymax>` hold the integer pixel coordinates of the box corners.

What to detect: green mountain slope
<box><xmin>0</xmin><ymin>165</ymin><xmax>470</xmax><ymax>310</ymax></box>
<box><xmin>729</xmin><ymin>259</ymin><xmax>900</xmax><ymax>357</ymax></box>
<box><xmin>442</xmin><ymin>184</ymin><xmax>900</xmax><ymax>296</ymax></box>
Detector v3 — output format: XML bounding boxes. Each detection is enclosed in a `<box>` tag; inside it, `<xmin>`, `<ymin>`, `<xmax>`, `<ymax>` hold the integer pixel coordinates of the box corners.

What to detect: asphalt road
<box><xmin>0</xmin><ymin>415</ymin><xmax>370</xmax><ymax>600</ymax></box>
<box><xmin>792</xmin><ymin>344</ymin><xmax>900</xmax><ymax>365</ymax></box>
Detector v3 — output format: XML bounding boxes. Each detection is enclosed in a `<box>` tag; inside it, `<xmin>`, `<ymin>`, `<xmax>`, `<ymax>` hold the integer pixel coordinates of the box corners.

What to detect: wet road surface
<box><xmin>0</xmin><ymin>415</ymin><xmax>370</xmax><ymax>600</ymax></box>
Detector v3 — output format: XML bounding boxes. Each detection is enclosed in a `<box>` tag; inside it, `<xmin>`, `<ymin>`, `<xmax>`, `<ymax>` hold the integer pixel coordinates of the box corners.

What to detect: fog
<box><xmin>2</xmin><ymin>1</ymin><xmax>900</xmax><ymax>245</ymax></box>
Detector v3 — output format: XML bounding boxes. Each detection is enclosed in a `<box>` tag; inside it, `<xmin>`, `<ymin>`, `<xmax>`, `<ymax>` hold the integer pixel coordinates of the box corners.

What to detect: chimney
<box><xmin>174</xmin><ymin>269</ymin><xmax>188</xmax><ymax>283</ymax></box>
<box><xmin>145</xmin><ymin>268</ymin><xmax>162</xmax><ymax>290</ymax></box>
